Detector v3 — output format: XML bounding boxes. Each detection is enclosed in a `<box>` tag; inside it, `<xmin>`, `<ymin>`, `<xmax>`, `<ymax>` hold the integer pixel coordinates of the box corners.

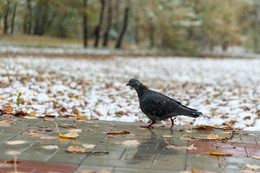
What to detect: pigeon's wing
<box><xmin>140</xmin><ymin>90</ymin><xmax>180</xmax><ymax>118</ymax></box>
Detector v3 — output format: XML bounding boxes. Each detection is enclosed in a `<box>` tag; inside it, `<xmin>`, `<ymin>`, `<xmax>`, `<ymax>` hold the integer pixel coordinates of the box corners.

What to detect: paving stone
<box><xmin>151</xmin><ymin>155</ymin><xmax>186</xmax><ymax>171</ymax></box>
<box><xmin>75</xmin><ymin>166</ymin><xmax>114</xmax><ymax>173</ymax></box>
<box><xmin>114</xmin><ymin>167</ymin><xmax>178</xmax><ymax>173</ymax></box>
<box><xmin>187</xmin><ymin>154</ymin><xmax>220</xmax><ymax>171</ymax></box>
<box><xmin>241</xmin><ymin>135</ymin><xmax>257</xmax><ymax>144</ymax></box>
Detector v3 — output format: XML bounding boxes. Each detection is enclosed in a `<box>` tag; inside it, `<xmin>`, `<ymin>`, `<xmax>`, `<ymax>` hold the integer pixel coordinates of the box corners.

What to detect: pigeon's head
<box><xmin>126</xmin><ymin>78</ymin><xmax>142</xmax><ymax>88</ymax></box>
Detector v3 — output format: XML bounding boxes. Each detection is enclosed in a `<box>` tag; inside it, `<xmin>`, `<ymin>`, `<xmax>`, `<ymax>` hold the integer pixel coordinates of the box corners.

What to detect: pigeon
<box><xmin>126</xmin><ymin>78</ymin><xmax>202</xmax><ymax>129</ymax></box>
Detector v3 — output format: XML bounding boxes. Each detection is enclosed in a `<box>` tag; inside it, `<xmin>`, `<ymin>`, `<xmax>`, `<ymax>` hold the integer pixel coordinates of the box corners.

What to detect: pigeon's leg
<box><xmin>141</xmin><ymin>121</ymin><xmax>155</xmax><ymax>128</ymax></box>
<box><xmin>170</xmin><ymin>117</ymin><xmax>177</xmax><ymax>129</ymax></box>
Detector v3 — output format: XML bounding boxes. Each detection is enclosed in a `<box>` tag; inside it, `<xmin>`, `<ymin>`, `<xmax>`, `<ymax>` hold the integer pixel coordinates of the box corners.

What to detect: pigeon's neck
<box><xmin>135</xmin><ymin>84</ymin><xmax>148</xmax><ymax>97</ymax></box>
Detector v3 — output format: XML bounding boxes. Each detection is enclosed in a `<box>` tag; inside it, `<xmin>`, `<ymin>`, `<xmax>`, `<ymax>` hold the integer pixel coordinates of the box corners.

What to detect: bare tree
<box><xmin>3</xmin><ymin>0</ymin><xmax>10</xmax><ymax>34</ymax></box>
<box><xmin>94</xmin><ymin>0</ymin><xmax>105</xmax><ymax>47</ymax></box>
<box><xmin>102</xmin><ymin>0</ymin><xmax>112</xmax><ymax>47</ymax></box>
<box><xmin>10</xmin><ymin>0</ymin><xmax>17</xmax><ymax>34</ymax></box>
<box><xmin>83</xmin><ymin>0</ymin><xmax>88</xmax><ymax>48</ymax></box>
<box><xmin>115</xmin><ymin>0</ymin><xmax>129</xmax><ymax>49</ymax></box>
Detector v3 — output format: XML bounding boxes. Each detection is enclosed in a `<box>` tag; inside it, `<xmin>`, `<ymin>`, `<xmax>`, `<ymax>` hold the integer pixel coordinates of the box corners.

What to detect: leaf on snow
<box><xmin>107</xmin><ymin>130</ymin><xmax>130</xmax><ymax>135</ymax></box>
<box><xmin>2</xmin><ymin>105</ymin><xmax>13</xmax><ymax>113</ymax></box>
<box><xmin>166</xmin><ymin>144</ymin><xmax>197</xmax><ymax>151</ymax></box>
<box><xmin>29</xmin><ymin>111</ymin><xmax>37</xmax><ymax>116</ymax></box>
<box><xmin>59</xmin><ymin>131</ymin><xmax>79</xmax><ymax>139</ymax></box>
<box><xmin>210</xmin><ymin>152</ymin><xmax>233</xmax><ymax>156</ymax></box>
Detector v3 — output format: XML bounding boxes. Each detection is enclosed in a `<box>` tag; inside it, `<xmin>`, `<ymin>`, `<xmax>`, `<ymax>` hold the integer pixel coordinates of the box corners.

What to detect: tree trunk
<box><xmin>102</xmin><ymin>0</ymin><xmax>112</xmax><ymax>47</ymax></box>
<box><xmin>26</xmin><ymin>0</ymin><xmax>32</xmax><ymax>34</ymax></box>
<box><xmin>83</xmin><ymin>0</ymin><xmax>88</xmax><ymax>48</ymax></box>
<box><xmin>3</xmin><ymin>0</ymin><xmax>10</xmax><ymax>34</ymax></box>
<box><xmin>10</xmin><ymin>0</ymin><xmax>17</xmax><ymax>34</ymax></box>
<box><xmin>115</xmin><ymin>1</ymin><xmax>129</xmax><ymax>49</ymax></box>
<box><xmin>94</xmin><ymin>0</ymin><xmax>105</xmax><ymax>47</ymax></box>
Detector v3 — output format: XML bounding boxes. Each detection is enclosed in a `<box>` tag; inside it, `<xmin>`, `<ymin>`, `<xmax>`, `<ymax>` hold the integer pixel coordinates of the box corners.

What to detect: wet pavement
<box><xmin>0</xmin><ymin>117</ymin><xmax>260</xmax><ymax>173</ymax></box>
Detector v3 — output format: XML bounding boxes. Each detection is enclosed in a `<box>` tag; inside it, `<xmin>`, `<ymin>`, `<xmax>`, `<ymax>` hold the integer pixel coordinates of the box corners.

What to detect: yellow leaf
<box><xmin>207</xmin><ymin>134</ymin><xmax>227</xmax><ymax>140</ymax></box>
<box><xmin>29</xmin><ymin>111</ymin><xmax>37</xmax><ymax>116</ymax></box>
<box><xmin>59</xmin><ymin>131</ymin><xmax>79</xmax><ymax>139</ymax></box>
<box><xmin>245</xmin><ymin>164</ymin><xmax>260</xmax><ymax>170</ymax></box>
<box><xmin>210</xmin><ymin>152</ymin><xmax>233</xmax><ymax>156</ymax></box>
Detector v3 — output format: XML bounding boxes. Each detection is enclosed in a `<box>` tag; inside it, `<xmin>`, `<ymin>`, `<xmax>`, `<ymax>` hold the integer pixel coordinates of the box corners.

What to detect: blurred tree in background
<box><xmin>0</xmin><ymin>0</ymin><xmax>260</xmax><ymax>55</ymax></box>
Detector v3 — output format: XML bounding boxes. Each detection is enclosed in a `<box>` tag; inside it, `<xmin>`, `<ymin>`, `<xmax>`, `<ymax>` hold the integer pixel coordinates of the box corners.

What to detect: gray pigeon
<box><xmin>126</xmin><ymin>79</ymin><xmax>202</xmax><ymax>129</ymax></box>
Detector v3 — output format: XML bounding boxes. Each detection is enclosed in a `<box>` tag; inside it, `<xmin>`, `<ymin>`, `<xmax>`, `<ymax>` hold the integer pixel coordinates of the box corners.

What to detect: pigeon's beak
<box><xmin>126</xmin><ymin>83</ymin><xmax>130</xmax><ymax>86</ymax></box>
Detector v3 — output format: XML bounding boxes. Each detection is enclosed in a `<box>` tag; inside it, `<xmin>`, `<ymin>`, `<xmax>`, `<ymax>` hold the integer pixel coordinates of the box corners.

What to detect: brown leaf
<box><xmin>210</xmin><ymin>152</ymin><xmax>233</xmax><ymax>156</ymax></box>
<box><xmin>72</xmin><ymin>107</ymin><xmax>80</xmax><ymax>115</ymax></box>
<box><xmin>66</xmin><ymin>145</ymin><xmax>86</xmax><ymax>153</ymax></box>
<box><xmin>2</xmin><ymin>106</ymin><xmax>13</xmax><ymax>113</ymax></box>
<box><xmin>15</xmin><ymin>110</ymin><xmax>29</xmax><ymax>116</ymax></box>
<box><xmin>29</xmin><ymin>111</ymin><xmax>37</xmax><ymax>116</ymax></box>
<box><xmin>107</xmin><ymin>130</ymin><xmax>130</xmax><ymax>135</ymax></box>
<box><xmin>45</xmin><ymin>114</ymin><xmax>56</xmax><ymax>118</ymax></box>
<box><xmin>193</xmin><ymin>125</ymin><xmax>214</xmax><ymax>131</ymax></box>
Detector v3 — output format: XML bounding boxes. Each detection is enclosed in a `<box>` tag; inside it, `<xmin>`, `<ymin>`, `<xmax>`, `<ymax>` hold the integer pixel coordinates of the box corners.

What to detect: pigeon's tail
<box><xmin>177</xmin><ymin>105</ymin><xmax>202</xmax><ymax>118</ymax></box>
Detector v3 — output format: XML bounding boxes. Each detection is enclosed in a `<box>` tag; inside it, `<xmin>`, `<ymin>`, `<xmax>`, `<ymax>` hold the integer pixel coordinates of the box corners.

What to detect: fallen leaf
<box><xmin>68</xmin><ymin>129</ymin><xmax>83</xmax><ymax>133</ymax></box>
<box><xmin>80</xmin><ymin>170</ymin><xmax>96</xmax><ymax>173</ymax></box>
<box><xmin>210</xmin><ymin>152</ymin><xmax>233</xmax><ymax>156</ymax></box>
<box><xmin>193</xmin><ymin>125</ymin><xmax>214</xmax><ymax>131</ymax></box>
<box><xmin>66</xmin><ymin>145</ymin><xmax>86</xmax><ymax>153</ymax></box>
<box><xmin>107</xmin><ymin>130</ymin><xmax>130</xmax><ymax>135</ymax></box>
<box><xmin>82</xmin><ymin>144</ymin><xmax>96</xmax><ymax>149</ymax></box>
<box><xmin>0</xmin><ymin>119</ymin><xmax>12</xmax><ymax>127</ymax></box>
<box><xmin>251</xmin><ymin>156</ymin><xmax>260</xmax><ymax>160</ymax></box>
<box><xmin>45</xmin><ymin>114</ymin><xmax>56</xmax><ymax>118</ymax></box>
<box><xmin>6</xmin><ymin>140</ymin><xmax>27</xmax><ymax>145</ymax></box>
<box><xmin>161</xmin><ymin>135</ymin><xmax>174</xmax><ymax>138</ymax></box>
<box><xmin>166</xmin><ymin>144</ymin><xmax>197</xmax><ymax>151</ymax></box>
<box><xmin>120</xmin><ymin>140</ymin><xmax>140</xmax><ymax>146</ymax></box>
<box><xmin>246</xmin><ymin>164</ymin><xmax>260</xmax><ymax>170</ymax></box>
<box><xmin>41</xmin><ymin>145</ymin><xmax>59</xmax><ymax>150</ymax></box>
<box><xmin>107</xmin><ymin>135</ymin><xmax>116</xmax><ymax>138</ymax></box>
<box><xmin>24</xmin><ymin>116</ymin><xmax>38</xmax><ymax>119</ymax></box>
<box><xmin>2</xmin><ymin>105</ymin><xmax>13</xmax><ymax>113</ymax></box>
<box><xmin>6</xmin><ymin>151</ymin><xmax>21</xmax><ymax>155</ymax></box>
<box><xmin>72</xmin><ymin>107</ymin><xmax>80</xmax><ymax>115</ymax></box>
<box><xmin>14</xmin><ymin>110</ymin><xmax>29</xmax><ymax>116</ymax></box>
<box><xmin>59</xmin><ymin>131</ymin><xmax>79</xmax><ymax>139</ymax></box>
<box><xmin>207</xmin><ymin>134</ymin><xmax>227</xmax><ymax>140</ymax></box>
<box><xmin>29</xmin><ymin>111</ymin><xmax>37</xmax><ymax>116</ymax></box>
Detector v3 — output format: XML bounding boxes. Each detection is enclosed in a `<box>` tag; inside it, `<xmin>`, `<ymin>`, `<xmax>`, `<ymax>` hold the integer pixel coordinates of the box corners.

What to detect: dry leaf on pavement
<box><xmin>161</xmin><ymin>135</ymin><xmax>174</xmax><ymax>138</ymax></box>
<box><xmin>210</xmin><ymin>152</ymin><xmax>233</xmax><ymax>156</ymax></box>
<box><xmin>82</xmin><ymin>144</ymin><xmax>96</xmax><ymax>149</ymax></box>
<box><xmin>59</xmin><ymin>131</ymin><xmax>79</xmax><ymax>139</ymax></box>
<box><xmin>107</xmin><ymin>130</ymin><xmax>130</xmax><ymax>135</ymax></box>
<box><xmin>251</xmin><ymin>156</ymin><xmax>260</xmax><ymax>160</ymax></box>
<box><xmin>193</xmin><ymin>125</ymin><xmax>214</xmax><ymax>131</ymax></box>
<box><xmin>0</xmin><ymin>119</ymin><xmax>12</xmax><ymax>127</ymax></box>
<box><xmin>67</xmin><ymin>145</ymin><xmax>86</xmax><ymax>153</ymax></box>
<box><xmin>120</xmin><ymin>140</ymin><xmax>140</xmax><ymax>146</ymax></box>
<box><xmin>6</xmin><ymin>140</ymin><xmax>27</xmax><ymax>145</ymax></box>
<box><xmin>41</xmin><ymin>145</ymin><xmax>59</xmax><ymax>150</ymax></box>
<box><xmin>245</xmin><ymin>164</ymin><xmax>260</xmax><ymax>170</ymax></box>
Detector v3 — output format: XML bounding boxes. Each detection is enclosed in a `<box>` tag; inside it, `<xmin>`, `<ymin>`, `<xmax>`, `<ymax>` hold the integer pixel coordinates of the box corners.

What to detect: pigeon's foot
<box><xmin>140</xmin><ymin>125</ymin><xmax>154</xmax><ymax>129</ymax></box>
<box><xmin>170</xmin><ymin>117</ymin><xmax>177</xmax><ymax>129</ymax></box>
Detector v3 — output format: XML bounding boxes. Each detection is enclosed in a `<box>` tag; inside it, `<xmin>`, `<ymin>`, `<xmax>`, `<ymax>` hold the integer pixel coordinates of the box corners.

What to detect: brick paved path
<box><xmin>0</xmin><ymin>117</ymin><xmax>260</xmax><ymax>173</ymax></box>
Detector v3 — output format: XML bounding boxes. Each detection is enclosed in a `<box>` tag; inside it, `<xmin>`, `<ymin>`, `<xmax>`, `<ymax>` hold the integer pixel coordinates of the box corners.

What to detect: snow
<box><xmin>0</xmin><ymin>56</ymin><xmax>260</xmax><ymax>131</ymax></box>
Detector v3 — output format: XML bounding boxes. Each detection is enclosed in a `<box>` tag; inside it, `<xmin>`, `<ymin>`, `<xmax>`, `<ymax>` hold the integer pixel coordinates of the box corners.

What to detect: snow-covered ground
<box><xmin>0</xmin><ymin>56</ymin><xmax>260</xmax><ymax>131</ymax></box>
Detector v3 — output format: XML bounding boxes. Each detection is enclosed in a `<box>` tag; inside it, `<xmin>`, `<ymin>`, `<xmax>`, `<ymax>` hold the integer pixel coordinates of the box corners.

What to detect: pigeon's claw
<box><xmin>140</xmin><ymin>125</ymin><xmax>154</xmax><ymax>129</ymax></box>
